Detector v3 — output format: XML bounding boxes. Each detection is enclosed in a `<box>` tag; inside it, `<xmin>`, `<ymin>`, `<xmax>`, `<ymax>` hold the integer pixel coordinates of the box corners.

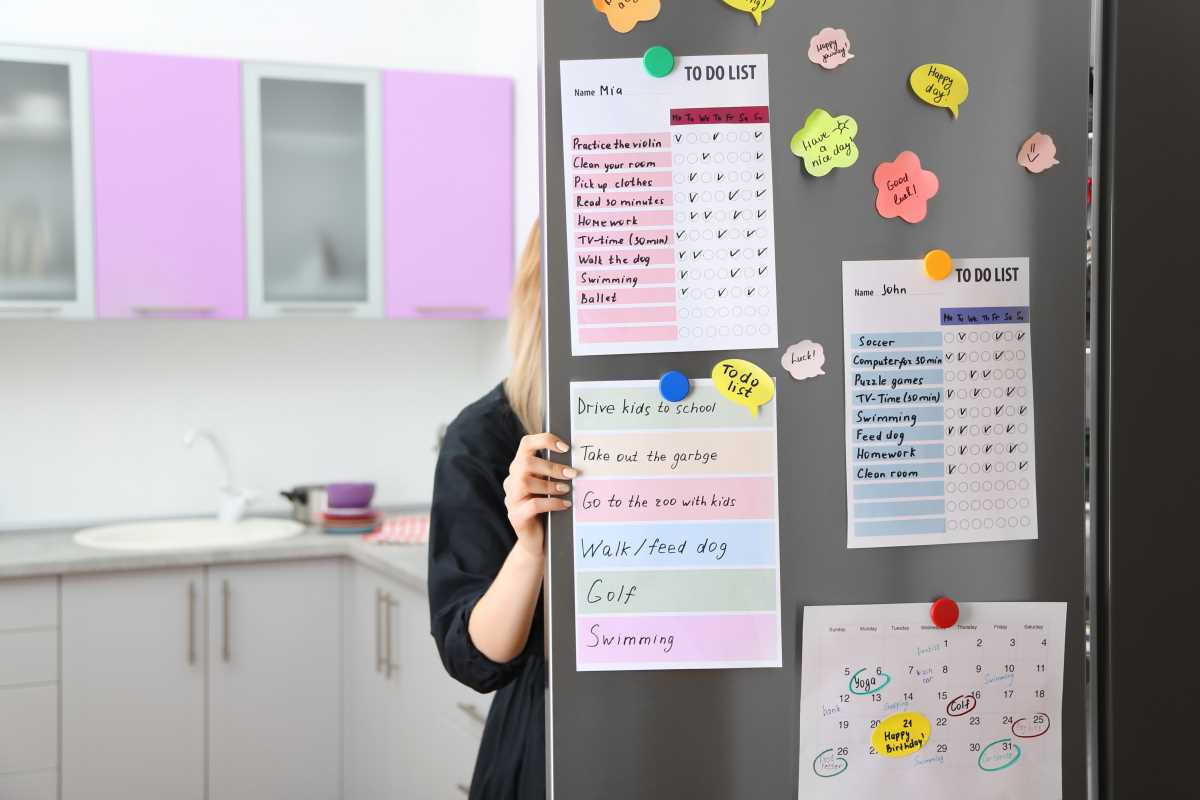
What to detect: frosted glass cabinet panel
<box><xmin>0</xmin><ymin>45</ymin><xmax>94</xmax><ymax>318</ymax></box>
<box><xmin>244</xmin><ymin>64</ymin><xmax>383</xmax><ymax>317</ymax></box>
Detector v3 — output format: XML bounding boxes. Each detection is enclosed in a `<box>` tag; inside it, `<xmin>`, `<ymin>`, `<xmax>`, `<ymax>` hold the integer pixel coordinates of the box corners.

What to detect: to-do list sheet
<box><xmin>570</xmin><ymin>380</ymin><xmax>782</xmax><ymax>671</ymax></box>
<box><xmin>842</xmin><ymin>258</ymin><xmax>1038</xmax><ymax>549</ymax></box>
<box><xmin>560</xmin><ymin>55</ymin><xmax>779</xmax><ymax>356</ymax></box>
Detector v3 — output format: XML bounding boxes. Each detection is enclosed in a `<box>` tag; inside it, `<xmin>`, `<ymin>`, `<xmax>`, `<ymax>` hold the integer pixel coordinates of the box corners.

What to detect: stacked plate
<box><xmin>321</xmin><ymin>506</ymin><xmax>380</xmax><ymax>535</ymax></box>
<box><xmin>321</xmin><ymin>482</ymin><xmax>379</xmax><ymax>535</ymax></box>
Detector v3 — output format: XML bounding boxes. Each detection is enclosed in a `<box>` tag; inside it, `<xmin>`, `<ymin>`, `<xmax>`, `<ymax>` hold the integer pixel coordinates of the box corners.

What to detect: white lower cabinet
<box><xmin>60</xmin><ymin>559</ymin><xmax>342</xmax><ymax>800</ymax></box>
<box><xmin>344</xmin><ymin>564</ymin><xmax>488</xmax><ymax>799</ymax></box>
<box><xmin>0</xmin><ymin>575</ymin><xmax>60</xmax><ymax>793</ymax></box>
<box><xmin>208</xmin><ymin>560</ymin><xmax>342</xmax><ymax>800</ymax></box>
<box><xmin>61</xmin><ymin>568</ymin><xmax>205</xmax><ymax>800</ymax></box>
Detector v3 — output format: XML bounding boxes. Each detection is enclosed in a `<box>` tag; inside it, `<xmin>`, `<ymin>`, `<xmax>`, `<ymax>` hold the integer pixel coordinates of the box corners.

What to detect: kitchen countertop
<box><xmin>0</xmin><ymin>519</ymin><xmax>430</xmax><ymax>591</ymax></box>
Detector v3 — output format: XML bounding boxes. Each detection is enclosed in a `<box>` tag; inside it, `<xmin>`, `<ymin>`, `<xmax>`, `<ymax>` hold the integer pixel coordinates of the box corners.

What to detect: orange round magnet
<box><xmin>924</xmin><ymin>249</ymin><xmax>953</xmax><ymax>281</ymax></box>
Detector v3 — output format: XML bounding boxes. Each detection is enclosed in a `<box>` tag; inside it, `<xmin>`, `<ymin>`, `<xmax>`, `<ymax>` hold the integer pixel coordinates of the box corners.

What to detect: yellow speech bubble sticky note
<box><xmin>712</xmin><ymin>358</ymin><xmax>774</xmax><ymax>416</ymax></box>
<box><xmin>909</xmin><ymin>63</ymin><xmax>969</xmax><ymax>118</ymax></box>
<box><xmin>592</xmin><ymin>0</ymin><xmax>661</xmax><ymax>34</ymax></box>
<box><xmin>790</xmin><ymin>108</ymin><xmax>859</xmax><ymax>177</ymax></box>
<box><xmin>870</xmin><ymin>712</ymin><xmax>932</xmax><ymax>758</ymax></box>
<box><xmin>722</xmin><ymin>0</ymin><xmax>775</xmax><ymax>26</ymax></box>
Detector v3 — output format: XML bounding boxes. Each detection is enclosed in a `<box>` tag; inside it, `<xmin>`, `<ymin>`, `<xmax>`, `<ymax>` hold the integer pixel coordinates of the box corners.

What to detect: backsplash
<box><xmin>0</xmin><ymin>318</ymin><xmax>510</xmax><ymax>529</ymax></box>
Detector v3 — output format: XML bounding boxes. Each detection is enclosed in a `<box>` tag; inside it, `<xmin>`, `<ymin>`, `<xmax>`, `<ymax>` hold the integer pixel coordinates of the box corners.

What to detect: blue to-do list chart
<box><xmin>841</xmin><ymin>258</ymin><xmax>1038</xmax><ymax>549</ymax></box>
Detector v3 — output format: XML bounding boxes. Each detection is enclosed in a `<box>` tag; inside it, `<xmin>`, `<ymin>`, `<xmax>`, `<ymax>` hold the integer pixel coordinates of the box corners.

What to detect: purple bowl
<box><xmin>326</xmin><ymin>482</ymin><xmax>375</xmax><ymax>509</ymax></box>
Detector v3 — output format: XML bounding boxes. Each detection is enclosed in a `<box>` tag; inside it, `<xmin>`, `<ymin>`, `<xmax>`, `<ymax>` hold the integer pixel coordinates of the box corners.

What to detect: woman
<box><xmin>427</xmin><ymin>222</ymin><xmax>570</xmax><ymax>800</ymax></box>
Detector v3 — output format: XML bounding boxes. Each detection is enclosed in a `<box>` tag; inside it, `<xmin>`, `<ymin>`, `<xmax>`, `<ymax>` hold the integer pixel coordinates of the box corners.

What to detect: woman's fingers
<box><xmin>517</xmin><ymin>454</ymin><xmax>577</xmax><ymax>481</ymax></box>
<box><xmin>520</xmin><ymin>475</ymin><xmax>571</xmax><ymax>496</ymax></box>
<box><xmin>519</xmin><ymin>432</ymin><xmax>570</xmax><ymax>455</ymax></box>
<box><xmin>511</xmin><ymin>496</ymin><xmax>571</xmax><ymax>524</ymax></box>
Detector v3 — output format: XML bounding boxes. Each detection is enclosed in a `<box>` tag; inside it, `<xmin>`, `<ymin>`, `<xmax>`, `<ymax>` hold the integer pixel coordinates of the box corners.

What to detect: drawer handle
<box><xmin>0</xmin><ymin>306</ymin><xmax>63</xmax><ymax>315</ymax></box>
<box><xmin>277</xmin><ymin>305</ymin><xmax>357</xmax><ymax>315</ymax></box>
<box><xmin>132</xmin><ymin>305</ymin><xmax>216</xmax><ymax>317</ymax></box>
<box><xmin>414</xmin><ymin>305</ymin><xmax>486</xmax><ymax>315</ymax></box>
<box><xmin>456</xmin><ymin>701</ymin><xmax>487</xmax><ymax>727</ymax></box>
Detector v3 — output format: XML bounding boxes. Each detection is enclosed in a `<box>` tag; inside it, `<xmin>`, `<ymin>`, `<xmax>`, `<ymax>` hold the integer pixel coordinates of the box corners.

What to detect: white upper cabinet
<box><xmin>243</xmin><ymin>63</ymin><xmax>384</xmax><ymax>318</ymax></box>
<box><xmin>0</xmin><ymin>45</ymin><xmax>94</xmax><ymax>318</ymax></box>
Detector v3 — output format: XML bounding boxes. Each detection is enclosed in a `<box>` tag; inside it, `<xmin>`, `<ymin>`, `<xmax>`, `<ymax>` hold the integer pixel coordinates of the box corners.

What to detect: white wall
<box><xmin>0</xmin><ymin>1</ymin><xmax>538</xmax><ymax>529</ymax></box>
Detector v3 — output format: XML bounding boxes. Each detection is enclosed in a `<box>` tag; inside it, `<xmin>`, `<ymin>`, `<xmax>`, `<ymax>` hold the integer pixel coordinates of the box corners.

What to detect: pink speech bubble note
<box><xmin>808</xmin><ymin>27</ymin><xmax>854</xmax><ymax>70</ymax></box>
<box><xmin>873</xmin><ymin>151</ymin><xmax>940</xmax><ymax>224</ymax></box>
<box><xmin>1017</xmin><ymin>132</ymin><xmax>1060</xmax><ymax>174</ymax></box>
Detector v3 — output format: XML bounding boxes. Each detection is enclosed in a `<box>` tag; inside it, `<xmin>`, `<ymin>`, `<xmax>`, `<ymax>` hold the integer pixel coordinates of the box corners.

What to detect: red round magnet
<box><xmin>930</xmin><ymin>597</ymin><xmax>960</xmax><ymax>629</ymax></box>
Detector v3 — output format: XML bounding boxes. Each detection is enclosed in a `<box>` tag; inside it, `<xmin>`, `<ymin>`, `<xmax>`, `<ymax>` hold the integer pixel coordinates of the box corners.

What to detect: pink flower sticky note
<box><xmin>808</xmin><ymin>27</ymin><xmax>854</xmax><ymax>70</ymax></box>
<box><xmin>593</xmin><ymin>0</ymin><xmax>661</xmax><ymax>34</ymax></box>
<box><xmin>873</xmin><ymin>151</ymin><xmax>940</xmax><ymax>224</ymax></box>
<box><xmin>1017</xmin><ymin>132</ymin><xmax>1060</xmax><ymax>173</ymax></box>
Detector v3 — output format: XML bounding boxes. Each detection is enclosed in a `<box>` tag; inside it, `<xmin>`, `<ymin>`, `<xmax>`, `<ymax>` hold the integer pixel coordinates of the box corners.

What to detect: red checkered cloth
<box><xmin>362</xmin><ymin>514</ymin><xmax>429</xmax><ymax>544</ymax></box>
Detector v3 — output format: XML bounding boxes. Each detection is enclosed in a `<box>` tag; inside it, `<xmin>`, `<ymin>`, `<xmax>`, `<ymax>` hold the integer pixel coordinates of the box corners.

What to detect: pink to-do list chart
<box><xmin>560</xmin><ymin>54</ymin><xmax>779</xmax><ymax>356</ymax></box>
<box><xmin>841</xmin><ymin>258</ymin><xmax>1039</xmax><ymax>549</ymax></box>
<box><xmin>569</xmin><ymin>379</ymin><xmax>782</xmax><ymax>671</ymax></box>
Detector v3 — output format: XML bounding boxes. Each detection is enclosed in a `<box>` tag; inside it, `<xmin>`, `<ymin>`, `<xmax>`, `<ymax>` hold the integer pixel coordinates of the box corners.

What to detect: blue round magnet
<box><xmin>659</xmin><ymin>371</ymin><xmax>690</xmax><ymax>402</ymax></box>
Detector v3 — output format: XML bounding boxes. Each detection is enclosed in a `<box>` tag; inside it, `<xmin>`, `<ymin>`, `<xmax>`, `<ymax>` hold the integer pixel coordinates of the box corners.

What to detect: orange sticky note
<box><xmin>593</xmin><ymin>0</ymin><xmax>661</xmax><ymax>33</ymax></box>
<box><xmin>873</xmin><ymin>151</ymin><xmax>940</xmax><ymax>224</ymax></box>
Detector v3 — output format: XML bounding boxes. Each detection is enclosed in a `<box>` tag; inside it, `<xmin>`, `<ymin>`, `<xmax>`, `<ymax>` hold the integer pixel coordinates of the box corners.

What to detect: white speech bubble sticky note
<box><xmin>782</xmin><ymin>340</ymin><xmax>826</xmax><ymax>381</ymax></box>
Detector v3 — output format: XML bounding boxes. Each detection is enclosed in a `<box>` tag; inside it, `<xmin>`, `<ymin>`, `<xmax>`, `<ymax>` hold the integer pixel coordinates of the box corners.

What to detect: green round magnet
<box><xmin>643</xmin><ymin>45</ymin><xmax>675</xmax><ymax>78</ymax></box>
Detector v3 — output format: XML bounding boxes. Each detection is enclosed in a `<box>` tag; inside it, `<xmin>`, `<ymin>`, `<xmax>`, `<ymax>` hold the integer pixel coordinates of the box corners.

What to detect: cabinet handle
<box><xmin>375</xmin><ymin>589</ymin><xmax>385</xmax><ymax>674</ymax></box>
<box><xmin>222</xmin><ymin>579</ymin><xmax>231</xmax><ymax>663</ymax></box>
<box><xmin>131</xmin><ymin>305</ymin><xmax>216</xmax><ymax>317</ymax></box>
<box><xmin>277</xmin><ymin>305</ymin><xmax>357</xmax><ymax>315</ymax></box>
<box><xmin>187</xmin><ymin>581</ymin><xmax>197</xmax><ymax>666</ymax></box>
<box><xmin>414</xmin><ymin>305</ymin><xmax>486</xmax><ymax>316</ymax></box>
<box><xmin>456</xmin><ymin>784</ymin><xmax>470</xmax><ymax>795</ymax></box>
<box><xmin>385</xmin><ymin>593</ymin><xmax>399</xmax><ymax>679</ymax></box>
<box><xmin>456</xmin><ymin>701</ymin><xmax>487</xmax><ymax>727</ymax></box>
<box><xmin>0</xmin><ymin>306</ymin><xmax>63</xmax><ymax>315</ymax></box>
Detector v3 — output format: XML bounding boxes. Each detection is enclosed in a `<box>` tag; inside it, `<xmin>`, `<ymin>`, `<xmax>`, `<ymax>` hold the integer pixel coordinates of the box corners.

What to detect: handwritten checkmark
<box><xmin>747</xmin><ymin>288</ymin><xmax>756</xmax><ymax>296</ymax></box>
<box><xmin>674</xmin><ymin>134</ymin><xmax>682</xmax><ymax>143</ymax></box>
<box><xmin>757</xmin><ymin>247</ymin><xmax>768</xmax><ymax>256</ymax></box>
<box><xmin>733</xmin><ymin>210</ymin><xmax>743</xmax><ymax>220</ymax></box>
<box><xmin>1019</xmin><ymin>461</ymin><xmax>1029</xmax><ymax>471</ymax></box>
<box><xmin>757</xmin><ymin>209</ymin><xmax>768</xmax><ymax>219</ymax></box>
<box><xmin>712</xmin><ymin>132</ymin><xmax>720</xmax><ymax>141</ymax></box>
<box><xmin>676</xmin><ymin>229</ymin><xmax>686</xmax><ymax>239</ymax></box>
<box><xmin>730</xmin><ymin>249</ymin><xmax>740</xmax><ymax>257</ymax></box>
<box><xmin>728</xmin><ymin>190</ymin><xmax>741</xmax><ymax>201</ymax></box>
<box><xmin>704</xmin><ymin>211</ymin><xmax>713</xmax><ymax>219</ymax></box>
<box><xmin>680</xmin><ymin>270</ymin><xmax>688</xmax><ymax>279</ymax></box>
<box><xmin>1009</xmin><ymin>444</ymin><xmax>1020</xmax><ymax>454</ymax></box>
<box><xmin>730</xmin><ymin>268</ymin><xmax>740</xmax><ymax>278</ymax></box>
<box><xmin>758</xmin><ymin>266</ymin><xmax>769</xmax><ymax>275</ymax></box>
<box><xmin>756</xmin><ymin>189</ymin><xmax>768</xmax><ymax>198</ymax></box>
<box><xmin>718</xmin><ymin>288</ymin><xmax>726</xmax><ymax>297</ymax></box>
<box><xmin>958</xmin><ymin>425</ymin><xmax>967</xmax><ymax>435</ymax></box>
<box><xmin>689</xmin><ymin>172</ymin><xmax>698</xmax><ymax>182</ymax></box>
<box><xmin>689</xmin><ymin>193</ymin><xmax>698</xmax><ymax>202</ymax></box>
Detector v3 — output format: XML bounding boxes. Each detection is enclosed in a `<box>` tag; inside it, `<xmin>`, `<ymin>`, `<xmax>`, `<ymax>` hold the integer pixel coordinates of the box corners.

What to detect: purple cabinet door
<box><xmin>91</xmin><ymin>51</ymin><xmax>245</xmax><ymax>319</ymax></box>
<box><xmin>383</xmin><ymin>72</ymin><xmax>513</xmax><ymax>319</ymax></box>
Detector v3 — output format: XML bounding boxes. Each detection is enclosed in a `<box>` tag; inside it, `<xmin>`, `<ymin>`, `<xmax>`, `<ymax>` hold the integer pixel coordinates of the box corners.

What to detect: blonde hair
<box><xmin>504</xmin><ymin>221</ymin><xmax>544</xmax><ymax>434</ymax></box>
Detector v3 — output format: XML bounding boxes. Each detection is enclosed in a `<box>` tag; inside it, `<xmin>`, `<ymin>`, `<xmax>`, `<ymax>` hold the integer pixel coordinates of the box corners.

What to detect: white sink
<box><xmin>75</xmin><ymin>518</ymin><xmax>305</xmax><ymax>552</ymax></box>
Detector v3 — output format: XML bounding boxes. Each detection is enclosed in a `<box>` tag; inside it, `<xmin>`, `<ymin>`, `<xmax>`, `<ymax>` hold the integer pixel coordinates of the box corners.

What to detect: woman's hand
<box><xmin>503</xmin><ymin>432</ymin><xmax>575</xmax><ymax>555</ymax></box>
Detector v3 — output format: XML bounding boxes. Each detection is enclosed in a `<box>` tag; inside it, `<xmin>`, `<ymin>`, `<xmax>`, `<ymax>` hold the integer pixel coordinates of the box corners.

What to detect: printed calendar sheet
<box><xmin>798</xmin><ymin>603</ymin><xmax>1066</xmax><ymax>800</ymax></box>
<box><xmin>560</xmin><ymin>54</ymin><xmax>779</xmax><ymax>356</ymax></box>
<box><xmin>842</xmin><ymin>258</ymin><xmax>1038</xmax><ymax>548</ymax></box>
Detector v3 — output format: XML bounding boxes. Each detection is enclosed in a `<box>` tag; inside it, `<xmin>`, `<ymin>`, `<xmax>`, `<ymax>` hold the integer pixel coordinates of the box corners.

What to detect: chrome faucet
<box><xmin>184</xmin><ymin>428</ymin><xmax>256</xmax><ymax>523</ymax></box>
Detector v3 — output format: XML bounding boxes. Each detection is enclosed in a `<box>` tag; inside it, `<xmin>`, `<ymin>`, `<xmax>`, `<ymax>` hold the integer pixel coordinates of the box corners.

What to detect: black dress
<box><xmin>428</xmin><ymin>383</ymin><xmax>546</xmax><ymax>800</ymax></box>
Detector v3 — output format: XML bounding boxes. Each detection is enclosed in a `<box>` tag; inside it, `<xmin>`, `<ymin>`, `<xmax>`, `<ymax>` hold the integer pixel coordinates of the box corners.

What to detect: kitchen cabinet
<box><xmin>383</xmin><ymin>72</ymin><xmax>513</xmax><ymax>320</ymax></box>
<box><xmin>243</xmin><ymin>63</ymin><xmax>384</xmax><ymax>318</ymax></box>
<box><xmin>207</xmin><ymin>559</ymin><xmax>341</xmax><ymax>800</ymax></box>
<box><xmin>90</xmin><ymin>51</ymin><xmax>246</xmax><ymax>319</ymax></box>
<box><xmin>0</xmin><ymin>577</ymin><xmax>59</xmax><ymax>796</ymax></box>
<box><xmin>0</xmin><ymin>45</ymin><xmax>94</xmax><ymax>318</ymax></box>
<box><xmin>343</xmin><ymin>564</ymin><xmax>400</xmax><ymax>800</ymax></box>
<box><xmin>61</xmin><ymin>568</ymin><xmax>205</xmax><ymax>800</ymax></box>
<box><xmin>344</xmin><ymin>563</ymin><xmax>488</xmax><ymax>799</ymax></box>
